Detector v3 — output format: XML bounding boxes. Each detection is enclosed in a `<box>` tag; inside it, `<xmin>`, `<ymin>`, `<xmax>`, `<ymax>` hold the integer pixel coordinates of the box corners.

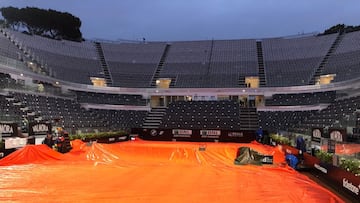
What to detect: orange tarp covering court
<box><xmin>0</xmin><ymin>140</ymin><xmax>344</xmax><ymax>203</ymax></box>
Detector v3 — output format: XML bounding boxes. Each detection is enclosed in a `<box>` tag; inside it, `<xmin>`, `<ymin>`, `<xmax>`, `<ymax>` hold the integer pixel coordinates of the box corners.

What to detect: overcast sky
<box><xmin>0</xmin><ymin>0</ymin><xmax>359</xmax><ymax>41</ymax></box>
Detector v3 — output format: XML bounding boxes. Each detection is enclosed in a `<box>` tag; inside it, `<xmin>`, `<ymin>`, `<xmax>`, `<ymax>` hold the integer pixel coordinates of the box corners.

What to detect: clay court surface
<box><xmin>0</xmin><ymin>140</ymin><xmax>344</xmax><ymax>202</ymax></box>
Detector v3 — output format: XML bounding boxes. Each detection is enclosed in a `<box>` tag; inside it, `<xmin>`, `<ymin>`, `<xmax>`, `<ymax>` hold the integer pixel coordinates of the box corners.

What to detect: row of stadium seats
<box><xmin>258</xmin><ymin>110</ymin><xmax>316</xmax><ymax>132</ymax></box>
<box><xmin>74</xmin><ymin>91</ymin><xmax>147</xmax><ymax>106</ymax></box>
<box><xmin>3</xmin><ymin>28</ymin><xmax>360</xmax><ymax>88</ymax></box>
<box><xmin>265</xmin><ymin>91</ymin><xmax>336</xmax><ymax>106</ymax></box>
<box><xmin>294</xmin><ymin>95</ymin><xmax>360</xmax><ymax>132</ymax></box>
<box><xmin>0</xmin><ymin>91</ymin><xmax>146</xmax><ymax>133</ymax></box>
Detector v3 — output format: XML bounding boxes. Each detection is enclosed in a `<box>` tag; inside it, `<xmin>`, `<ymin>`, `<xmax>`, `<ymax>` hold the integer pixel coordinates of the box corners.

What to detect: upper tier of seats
<box><xmin>1</xmin><ymin>29</ymin><xmax>360</xmax><ymax>88</ymax></box>
<box><xmin>262</xmin><ymin>34</ymin><xmax>337</xmax><ymax>87</ymax></box>
<box><xmin>209</xmin><ymin>39</ymin><xmax>258</xmax><ymax>76</ymax></box>
<box><xmin>7</xmin><ymin>29</ymin><xmax>98</xmax><ymax>59</ymax></box>
<box><xmin>323</xmin><ymin>31</ymin><xmax>360</xmax><ymax>82</ymax></box>
<box><xmin>102</xmin><ymin>42</ymin><xmax>166</xmax><ymax>63</ymax></box>
<box><xmin>0</xmin><ymin>32</ymin><xmax>23</xmax><ymax>61</ymax></box>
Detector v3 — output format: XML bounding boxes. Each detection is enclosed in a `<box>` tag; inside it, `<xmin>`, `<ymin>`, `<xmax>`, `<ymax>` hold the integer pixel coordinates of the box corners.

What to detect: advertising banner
<box><xmin>132</xmin><ymin>128</ymin><xmax>255</xmax><ymax>143</ymax></box>
<box><xmin>314</xmin><ymin>162</ymin><xmax>360</xmax><ymax>200</ymax></box>
<box><xmin>329</xmin><ymin>128</ymin><xmax>347</xmax><ymax>142</ymax></box>
<box><xmin>28</xmin><ymin>122</ymin><xmax>52</xmax><ymax>136</ymax></box>
<box><xmin>0</xmin><ymin>122</ymin><xmax>18</xmax><ymax>137</ymax></box>
<box><xmin>311</xmin><ymin>128</ymin><xmax>323</xmax><ymax>143</ymax></box>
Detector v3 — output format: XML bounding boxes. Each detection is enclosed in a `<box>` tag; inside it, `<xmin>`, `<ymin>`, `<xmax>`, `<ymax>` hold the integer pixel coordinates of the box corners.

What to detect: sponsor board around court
<box><xmin>311</xmin><ymin>128</ymin><xmax>322</xmax><ymax>143</ymax></box>
<box><xmin>0</xmin><ymin>123</ymin><xmax>18</xmax><ymax>137</ymax></box>
<box><xmin>132</xmin><ymin>128</ymin><xmax>255</xmax><ymax>143</ymax></box>
<box><xmin>314</xmin><ymin>162</ymin><xmax>360</xmax><ymax>199</ymax></box>
<box><xmin>28</xmin><ymin>122</ymin><xmax>52</xmax><ymax>136</ymax></box>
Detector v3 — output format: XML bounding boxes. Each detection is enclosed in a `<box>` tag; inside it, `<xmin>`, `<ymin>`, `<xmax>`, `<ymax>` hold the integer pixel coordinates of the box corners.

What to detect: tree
<box><xmin>319</xmin><ymin>24</ymin><xmax>360</xmax><ymax>36</ymax></box>
<box><xmin>0</xmin><ymin>6</ymin><xmax>82</xmax><ymax>41</ymax></box>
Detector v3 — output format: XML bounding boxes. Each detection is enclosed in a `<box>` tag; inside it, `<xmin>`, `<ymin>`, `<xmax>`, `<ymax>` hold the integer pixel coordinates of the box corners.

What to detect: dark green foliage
<box><xmin>0</xmin><ymin>6</ymin><xmax>82</xmax><ymax>41</ymax></box>
<box><xmin>315</xmin><ymin>150</ymin><xmax>333</xmax><ymax>164</ymax></box>
<box><xmin>69</xmin><ymin>131</ymin><xmax>129</xmax><ymax>141</ymax></box>
<box><xmin>319</xmin><ymin>24</ymin><xmax>360</xmax><ymax>36</ymax></box>
<box><xmin>339</xmin><ymin>157</ymin><xmax>360</xmax><ymax>176</ymax></box>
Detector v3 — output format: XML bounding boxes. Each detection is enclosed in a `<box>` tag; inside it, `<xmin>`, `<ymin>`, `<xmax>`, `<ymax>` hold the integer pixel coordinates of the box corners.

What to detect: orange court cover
<box><xmin>0</xmin><ymin>140</ymin><xmax>344</xmax><ymax>202</ymax></box>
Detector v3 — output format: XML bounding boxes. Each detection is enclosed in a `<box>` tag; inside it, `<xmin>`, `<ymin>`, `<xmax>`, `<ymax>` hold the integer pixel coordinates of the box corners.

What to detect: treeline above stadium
<box><xmin>0</xmin><ymin>6</ymin><xmax>82</xmax><ymax>42</ymax></box>
<box><xmin>318</xmin><ymin>24</ymin><xmax>360</xmax><ymax>36</ymax></box>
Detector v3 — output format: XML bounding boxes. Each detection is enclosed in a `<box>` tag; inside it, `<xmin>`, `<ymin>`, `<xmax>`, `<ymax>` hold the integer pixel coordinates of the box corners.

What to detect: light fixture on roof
<box><xmin>20</xmin><ymin>73</ymin><xmax>24</xmax><ymax>76</ymax></box>
<box><xmin>55</xmin><ymin>81</ymin><xmax>59</xmax><ymax>85</ymax></box>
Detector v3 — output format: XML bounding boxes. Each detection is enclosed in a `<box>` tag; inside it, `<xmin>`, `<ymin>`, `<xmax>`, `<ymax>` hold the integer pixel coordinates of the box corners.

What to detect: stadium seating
<box><xmin>265</xmin><ymin>91</ymin><xmax>336</xmax><ymax>106</ymax></box>
<box><xmin>295</xmin><ymin>95</ymin><xmax>360</xmax><ymax>131</ymax></box>
<box><xmin>0</xmin><ymin>94</ymin><xmax>23</xmax><ymax>124</ymax></box>
<box><xmin>6</xmin><ymin>29</ymin><xmax>98</xmax><ymax>59</ymax></box>
<box><xmin>0</xmin><ymin>73</ymin><xmax>21</xmax><ymax>89</ymax></box>
<box><xmin>74</xmin><ymin>91</ymin><xmax>147</xmax><ymax>106</ymax></box>
<box><xmin>5</xmin><ymin>91</ymin><xmax>145</xmax><ymax>133</ymax></box>
<box><xmin>160</xmin><ymin>100</ymin><xmax>258</xmax><ymax>131</ymax></box>
<box><xmin>1</xmin><ymin>29</ymin><xmax>360</xmax><ymax>143</ymax></box>
<box><xmin>0</xmin><ymin>31</ymin><xmax>24</xmax><ymax>61</ymax></box>
<box><xmin>101</xmin><ymin>42</ymin><xmax>166</xmax><ymax>87</ymax></box>
<box><xmin>2</xmin><ymin>29</ymin><xmax>360</xmax><ymax>87</ymax></box>
<box><xmin>210</xmin><ymin>39</ymin><xmax>258</xmax><ymax>76</ymax></box>
<box><xmin>258</xmin><ymin>110</ymin><xmax>316</xmax><ymax>132</ymax></box>
<box><xmin>90</xmin><ymin>109</ymin><xmax>147</xmax><ymax>130</ymax></box>
<box><xmin>262</xmin><ymin>34</ymin><xmax>337</xmax><ymax>86</ymax></box>
<box><xmin>323</xmin><ymin>31</ymin><xmax>360</xmax><ymax>82</ymax></box>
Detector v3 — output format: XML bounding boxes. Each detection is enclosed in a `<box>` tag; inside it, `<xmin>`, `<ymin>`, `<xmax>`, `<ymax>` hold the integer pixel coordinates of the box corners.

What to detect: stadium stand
<box><xmin>0</xmin><ymin>94</ymin><xmax>23</xmax><ymax>124</ymax></box>
<box><xmin>258</xmin><ymin>110</ymin><xmax>316</xmax><ymax>132</ymax></box>
<box><xmin>262</xmin><ymin>34</ymin><xmax>337</xmax><ymax>87</ymax></box>
<box><xmin>101</xmin><ymin>42</ymin><xmax>166</xmax><ymax>87</ymax></box>
<box><xmin>90</xmin><ymin>109</ymin><xmax>147</xmax><ymax>130</ymax></box>
<box><xmin>0</xmin><ymin>28</ymin><xmax>360</xmax><ymax>142</ymax></box>
<box><xmin>159</xmin><ymin>40</ymin><xmax>211</xmax><ymax>87</ymax></box>
<box><xmin>0</xmin><ymin>30</ymin><xmax>24</xmax><ymax>61</ymax></box>
<box><xmin>209</xmin><ymin>39</ymin><xmax>258</xmax><ymax>76</ymax></box>
<box><xmin>5</xmin><ymin>29</ymin><xmax>98</xmax><ymax>59</ymax></box>
<box><xmin>159</xmin><ymin>100</ymin><xmax>258</xmax><ymax>131</ymax></box>
<box><xmin>3</xmin><ymin>29</ymin><xmax>102</xmax><ymax>84</ymax></box>
<box><xmin>32</xmin><ymin>50</ymin><xmax>102</xmax><ymax>84</ymax></box>
<box><xmin>3</xmin><ymin>29</ymin><xmax>360</xmax><ymax>88</ymax></box>
<box><xmin>294</xmin><ymin>95</ymin><xmax>360</xmax><ymax>132</ymax></box>
<box><xmin>74</xmin><ymin>91</ymin><xmax>147</xmax><ymax>106</ymax></box>
<box><xmin>0</xmin><ymin>72</ymin><xmax>20</xmax><ymax>89</ymax></box>
<box><xmin>323</xmin><ymin>30</ymin><xmax>360</xmax><ymax>82</ymax></box>
<box><xmin>265</xmin><ymin>91</ymin><xmax>336</xmax><ymax>106</ymax></box>
<box><xmin>5</xmin><ymin>91</ymin><xmax>145</xmax><ymax>132</ymax></box>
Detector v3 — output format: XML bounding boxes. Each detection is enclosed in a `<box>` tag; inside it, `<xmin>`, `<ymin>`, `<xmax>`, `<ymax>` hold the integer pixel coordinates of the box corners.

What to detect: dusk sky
<box><xmin>0</xmin><ymin>0</ymin><xmax>359</xmax><ymax>41</ymax></box>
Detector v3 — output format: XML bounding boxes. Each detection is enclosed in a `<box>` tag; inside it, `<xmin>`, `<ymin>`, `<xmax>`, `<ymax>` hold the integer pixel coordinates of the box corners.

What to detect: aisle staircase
<box><xmin>142</xmin><ymin>107</ymin><xmax>167</xmax><ymax>129</ymax></box>
<box><xmin>238</xmin><ymin>75</ymin><xmax>246</xmax><ymax>87</ymax></box>
<box><xmin>239</xmin><ymin>108</ymin><xmax>259</xmax><ymax>131</ymax></box>
<box><xmin>150</xmin><ymin>44</ymin><xmax>171</xmax><ymax>87</ymax></box>
<box><xmin>94</xmin><ymin>42</ymin><xmax>113</xmax><ymax>86</ymax></box>
<box><xmin>256</xmin><ymin>41</ymin><xmax>266</xmax><ymax>87</ymax></box>
<box><xmin>309</xmin><ymin>32</ymin><xmax>344</xmax><ymax>85</ymax></box>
